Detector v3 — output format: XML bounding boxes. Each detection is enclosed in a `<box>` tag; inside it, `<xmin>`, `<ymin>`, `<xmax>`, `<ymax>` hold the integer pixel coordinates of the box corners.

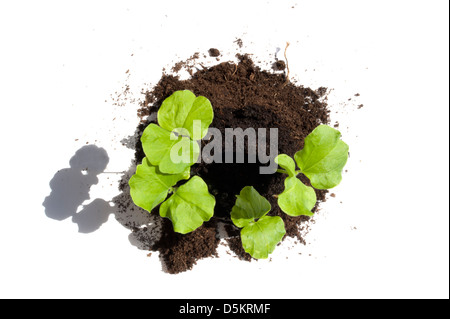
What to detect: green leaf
<box><xmin>275</xmin><ymin>154</ymin><xmax>297</xmax><ymax>177</ymax></box>
<box><xmin>158</xmin><ymin>90</ymin><xmax>214</xmax><ymax>140</ymax></box>
<box><xmin>294</xmin><ymin>125</ymin><xmax>349</xmax><ymax>189</ymax></box>
<box><xmin>230</xmin><ymin>186</ymin><xmax>286</xmax><ymax>259</ymax></box>
<box><xmin>160</xmin><ymin>176</ymin><xmax>215</xmax><ymax>234</ymax></box>
<box><xmin>141</xmin><ymin>123</ymin><xmax>200</xmax><ymax>174</ymax></box>
<box><xmin>129</xmin><ymin>158</ymin><xmax>190</xmax><ymax>212</ymax></box>
<box><xmin>231</xmin><ymin>186</ymin><xmax>271</xmax><ymax>228</ymax></box>
<box><xmin>240</xmin><ymin>216</ymin><xmax>286</xmax><ymax>259</ymax></box>
<box><xmin>278</xmin><ymin>177</ymin><xmax>317</xmax><ymax>217</ymax></box>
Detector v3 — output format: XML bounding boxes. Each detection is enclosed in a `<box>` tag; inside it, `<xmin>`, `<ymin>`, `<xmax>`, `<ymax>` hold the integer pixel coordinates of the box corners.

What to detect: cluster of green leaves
<box><xmin>231</xmin><ymin>186</ymin><xmax>286</xmax><ymax>259</ymax></box>
<box><xmin>230</xmin><ymin>125</ymin><xmax>349</xmax><ymax>259</ymax></box>
<box><xmin>142</xmin><ymin>90</ymin><xmax>213</xmax><ymax>174</ymax></box>
<box><xmin>129</xmin><ymin>90</ymin><xmax>216</xmax><ymax>234</ymax></box>
<box><xmin>128</xmin><ymin>90</ymin><xmax>349</xmax><ymax>261</ymax></box>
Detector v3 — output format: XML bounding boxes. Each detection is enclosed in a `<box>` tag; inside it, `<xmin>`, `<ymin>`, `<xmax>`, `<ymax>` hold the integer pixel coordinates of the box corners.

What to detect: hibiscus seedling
<box><xmin>232</xmin><ymin>125</ymin><xmax>349</xmax><ymax>259</ymax></box>
<box><xmin>276</xmin><ymin>125</ymin><xmax>349</xmax><ymax>217</ymax></box>
<box><xmin>231</xmin><ymin>186</ymin><xmax>286</xmax><ymax>259</ymax></box>
<box><xmin>129</xmin><ymin>90</ymin><xmax>216</xmax><ymax>234</ymax></box>
<box><xmin>142</xmin><ymin>90</ymin><xmax>214</xmax><ymax>174</ymax></box>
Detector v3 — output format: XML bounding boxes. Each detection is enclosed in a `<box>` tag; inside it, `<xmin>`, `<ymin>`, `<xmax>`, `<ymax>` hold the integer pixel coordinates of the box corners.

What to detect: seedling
<box><xmin>142</xmin><ymin>90</ymin><xmax>213</xmax><ymax>174</ymax></box>
<box><xmin>231</xmin><ymin>186</ymin><xmax>286</xmax><ymax>259</ymax></box>
<box><xmin>231</xmin><ymin>125</ymin><xmax>349</xmax><ymax>259</ymax></box>
<box><xmin>129</xmin><ymin>90</ymin><xmax>216</xmax><ymax>234</ymax></box>
<box><xmin>276</xmin><ymin>125</ymin><xmax>349</xmax><ymax>216</ymax></box>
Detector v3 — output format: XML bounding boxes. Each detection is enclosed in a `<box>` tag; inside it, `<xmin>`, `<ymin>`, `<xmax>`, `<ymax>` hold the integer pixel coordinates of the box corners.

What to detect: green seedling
<box><xmin>142</xmin><ymin>90</ymin><xmax>213</xmax><ymax>174</ymax></box>
<box><xmin>231</xmin><ymin>186</ymin><xmax>286</xmax><ymax>259</ymax></box>
<box><xmin>232</xmin><ymin>125</ymin><xmax>349</xmax><ymax>259</ymax></box>
<box><xmin>276</xmin><ymin>125</ymin><xmax>349</xmax><ymax>216</ymax></box>
<box><xmin>129</xmin><ymin>90</ymin><xmax>215</xmax><ymax>234</ymax></box>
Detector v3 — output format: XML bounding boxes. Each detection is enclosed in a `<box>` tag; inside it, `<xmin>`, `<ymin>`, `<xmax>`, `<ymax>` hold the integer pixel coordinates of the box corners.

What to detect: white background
<box><xmin>0</xmin><ymin>0</ymin><xmax>448</xmax><ymax>299</ymax></box>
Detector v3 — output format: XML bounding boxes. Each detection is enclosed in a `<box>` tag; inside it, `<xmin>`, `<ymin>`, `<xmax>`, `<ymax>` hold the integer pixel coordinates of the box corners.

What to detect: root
<box><xmin>283</xmin><ymin>42</ymin><xmax>291</xmax><ymax>86</ymax></box>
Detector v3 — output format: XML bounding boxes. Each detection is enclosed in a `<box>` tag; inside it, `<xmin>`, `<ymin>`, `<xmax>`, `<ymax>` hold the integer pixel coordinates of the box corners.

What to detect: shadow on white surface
<box><xmin>42</xmin><ymin>143</ymin><xmax>165</xmax><ymax>259</ymax></box>
<box><xmin>43</xmin><ymin>145</ymin><xmax>112</xmax><ymax>233</ymax></box>
<box><xmin>112</xmin><ymin>164</ymin><xmax>164</xmax><ymax>251</ymax></box>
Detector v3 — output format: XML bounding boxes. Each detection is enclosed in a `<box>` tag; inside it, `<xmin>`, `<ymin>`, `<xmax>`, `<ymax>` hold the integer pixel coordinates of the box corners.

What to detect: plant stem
<box><xmin>276</xmin><ymin>169</ymin><xmax>288</xmax><ymax>174</ymax></box>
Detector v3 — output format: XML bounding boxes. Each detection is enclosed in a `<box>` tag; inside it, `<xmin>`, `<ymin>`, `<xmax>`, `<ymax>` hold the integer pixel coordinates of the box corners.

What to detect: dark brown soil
<box><xmin>234</xmin><ymin>38</ymin><xmax>243</xmax><ymax>48</ymax></box>
<box><xmin>153</xmin><ymin>219</ymin><xmax>220</xmax><ymax>274</ymax></box>
<box><xmin>129</xmin><ymin>53</ymin><xmax>330</xmax><ymax>274</ymax></box>
<box><xmin>273</xmin><ymin>60</ymin><xmax>286</xmax><ymax>71</ymax></box>
<box><xmin>208</xmin><ymin>48</ymin><xmax>221</xmax><ymax>57</ymax></box>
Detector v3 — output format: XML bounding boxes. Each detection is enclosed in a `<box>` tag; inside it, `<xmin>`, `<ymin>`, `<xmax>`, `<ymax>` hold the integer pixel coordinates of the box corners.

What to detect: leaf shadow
<box><xmin>42</xmin><ymin>144</ymin><xmax>164</xmax><ymax>256</ymax></box>
<box><xmin>43</xmin><ymin>145</ymin><xmax>111</xmax><ymax>228</ymax></box>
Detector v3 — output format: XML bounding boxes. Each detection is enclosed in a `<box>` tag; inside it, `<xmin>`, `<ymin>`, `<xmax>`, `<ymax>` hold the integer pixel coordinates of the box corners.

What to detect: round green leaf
<box><xmin>159</xmin><ymin>176</ymin><xmax>215</xmax><ymax>234</ymax></box>
<box><xmin>240</xmin><ymin>216</ymin><xmax>286</xmax><ymax>259</ymax></box>
<box><xmin>129</xmin><ymin>158</ymin><xmax>190</xmax><ymax>212</ymax></box>
<box><xmin>278</xmin><ymin>177</ymin><xmax>317</xmax><ymax>217</ymax></box>
<box><xmin>158</xmin><ymin>90</ymin><xmax>214</xmax><ymax>140</ymax></box>
<box><xmin>141</xmin><ymin>123</ymin><xmax>200</xmax><ymax>174</ymax></box>
<box><xmin>275</xmin><ymin>154</ymin><xmax>297</xmax><ymax>177</ymax></box>
<box><xmin>294</xmin><ymin>125</ymin><xmax>349</xmax><ymax>189</ymax></box>
<box><xmin>231</xmin><ymin>186</ymin><xmax>271</xmax><ymax>228</ymax></box>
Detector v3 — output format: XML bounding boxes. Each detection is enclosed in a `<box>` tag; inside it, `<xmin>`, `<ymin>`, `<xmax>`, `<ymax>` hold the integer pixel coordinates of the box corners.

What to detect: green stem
<box><xmin>212</xmin><ymin>216</ymin><xmax>239</xmax><ymax>229</ymax></box>
<box><xmin>168</xmin><ymin>186</ymin><xmax>178</xmax><ymax>194</ymax></box>
<box><xmin>277</xmin><ymin>168</ymin><xmax>302</xmax><ymax>176</ymax></box>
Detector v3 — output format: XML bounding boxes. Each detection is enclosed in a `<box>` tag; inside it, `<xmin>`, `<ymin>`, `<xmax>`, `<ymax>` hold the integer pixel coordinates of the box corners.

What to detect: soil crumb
<box><xmin>273</xmin><ymin>60</ymin><xmax>286</xmax><ymax>71</ymax></box>
<box><xmin>234</xmin><ymin>38</ymin><xmax>243</xmax><ymax>48</ymax></box>
<box><xmin>171</xmin><ymin>52</ymin><xmax>200</xmax><ymax>75</ymax></box>
<box><xmin>208</xmin><ymin>48</ymin><xmax>221</xmax><ymax>57</ymax></box>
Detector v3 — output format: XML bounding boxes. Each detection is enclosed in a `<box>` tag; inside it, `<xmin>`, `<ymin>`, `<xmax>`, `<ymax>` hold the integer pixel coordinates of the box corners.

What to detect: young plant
<box><xmin>276</xmin><ymin>125</ymin><xmax>349</xmax><ymax>217</ymax></box>
<box><xmin>231</xmin><ymin>186</ymin><xmax>286</xmax><ymax>259</ymax></box>
<box><xmin>129</xmin><ymin>90</ymin><xmax>216</xmax><ymax>234</ymax></box>
<box><xmin>142</xmin><ymin>90</ymin><xmax>213</xmax><ymax>174</ymax></box>
<box><xmin>231</xmin><ymin>125</ymin><xmax>349</xmax><ymax>259</ymax></box>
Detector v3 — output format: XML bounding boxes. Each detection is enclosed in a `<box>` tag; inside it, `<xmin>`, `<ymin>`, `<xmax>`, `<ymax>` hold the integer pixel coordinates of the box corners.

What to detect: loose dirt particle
<box><xmin>274</xmin><ymin>60</ymin><xmax>286</xmax><ymax>71</ymax></box>
<box><xmin>208</xmin><ymin>48</ymin><xmax>221</xmax><ymax>57</ymax></box>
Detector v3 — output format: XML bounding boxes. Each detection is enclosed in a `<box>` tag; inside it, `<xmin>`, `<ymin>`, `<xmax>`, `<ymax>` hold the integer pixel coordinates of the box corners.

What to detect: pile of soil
<box><xmin>124</xmin><ymin>51</ymin><xmax>330</xmax><ymax>274</ymax></box>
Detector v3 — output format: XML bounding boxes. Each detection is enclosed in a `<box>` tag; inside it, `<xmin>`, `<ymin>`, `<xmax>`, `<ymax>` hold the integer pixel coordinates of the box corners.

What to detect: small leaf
<box><xmin>231</xmin><ymin>186</ymin><xmax>271</xmax><ymax>228</ymax></box>
<box><xmin>240</xmin><ymin>216</ymin><xmax>286</xmax><ymax>259</ymax></box>
<box><xmin>129</xmin><ymin>158</ymin><xmax>190</xmax><ymax>212</ymax></box>
<box><xmin>295</xmin><ymin>125</ymin><xmax>349</xmax><ymax>189</ymax></box>
<box><xmin>275</xmin><ymin>154</ymin><xmax>297</xmax><ymax>177</ymax></box>
<box><xmin>230</xmin><ymin>187</ymin><xmax>285</xmax><ymax>259</ymax></box>
<box><xmin>160</xmin><ymin>176</ymin><xmax>215</xmax><ymax>234</ymax></box>
<box><xmin>278</xmin><ymin>177</ymin><xmax>316</xmax><ymax>217</ymax></box>
<box><xmin>158</xmin><ymin>90</ymin><xmax>214</xmax><ymax>140</ymax></box>
<box><xmin>141</xmin><ymin>123</ymin><xmax>200</xmax><ymax>174</ymax></box>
